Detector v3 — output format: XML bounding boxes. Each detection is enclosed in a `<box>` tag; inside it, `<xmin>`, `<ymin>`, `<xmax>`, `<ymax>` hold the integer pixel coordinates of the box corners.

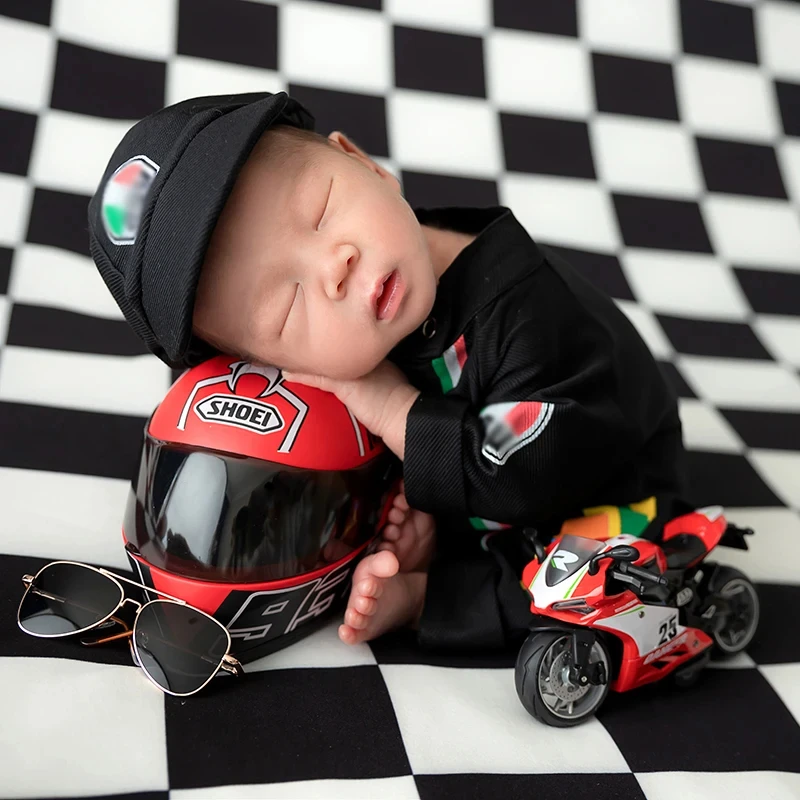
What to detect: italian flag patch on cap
<box><xmin>101</xmin><ymin>155</ymin><xmax>159</xmax><ymax>245</ymax></box>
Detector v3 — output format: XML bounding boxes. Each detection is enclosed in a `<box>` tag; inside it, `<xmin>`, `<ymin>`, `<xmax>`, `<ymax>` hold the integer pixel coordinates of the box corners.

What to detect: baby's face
<box><xmin>192</xmin><ymin>130</ymin><xmax>437</xmax><ymax>379</ymax></box>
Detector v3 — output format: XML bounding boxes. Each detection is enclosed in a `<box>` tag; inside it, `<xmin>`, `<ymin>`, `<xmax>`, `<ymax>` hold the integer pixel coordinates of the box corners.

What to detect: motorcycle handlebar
<box><xmin>621</xmin><ymin>563</ymin><xmax>669</xmax><ymax>586</ymax></box>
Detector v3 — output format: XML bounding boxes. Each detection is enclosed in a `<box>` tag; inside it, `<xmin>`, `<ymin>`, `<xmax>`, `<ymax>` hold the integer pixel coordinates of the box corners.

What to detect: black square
<box><xmin>734</xmin><ymin>267</ymin><xmax>800</xmax><ymax>316</ymax></box>
<box><xmin>613</xmin><ymin>195</ymin><xmax>712</xmax><ymax>253</ymax></box>
<box><xmin>6</xmin><ymin>305</ymin><xmax>148</xmax><ymax>357</ymax></box>
<box><xmin>26</xmin><ymin>188</ymin><xmax>93</xmax><ymax>257</ymax></box>
<box><xmin>0</xmin><ymin>247</ymin><xmax>11</xmax><ymax>295</ymax></box>
<box><xmin>696</xmin><ymin>137</ymin><xmax>786</xmax><ymax>199</ymax></box>
<box><xmin>416</xmin><ymin>773</ymin><xmax>645</xmax><ymax>800</ymax></box>
<box><xmin>177</xmin><ymin>0</ymin><xmax>277</xmax><ymax>70</ymax></box>
<box><xmin>0</xmin><ymin>0</ymin><xmax>52</xmax><ymax>25</ymax></box>
<box><xmin>680</xmin><ymin>0</ymin><xmax>758</xmax><ymax>63</ymax></box>
<box><xmin>685</xmin><ymin>451</ymin><xmax>784</xmax><ymax>508</ymax></box>
<box><xmin>748</xmin><ymin>584</ymin><xmax>800</xmax><ymax>665</ymax></box>
<box><xmin>599</xmin><ymin>668</ymin><xmax>800</xmax><ymax>772</ymax></box>
<box><xmin>722</xmin><ymin>409</ymin><xmax>800</xmax><ymax>452</ymax></box>
<box><xmin>776</xmin><ymin>80</ymin><xmax>800</xmax><ymax>136</ymax></box>
<box><xmin>656</xmin><ymin>315</ymin><xmax>773</xmax><ymax>360</ymax></box>
<box><xmin>370</xmin><ymin>628</ymin><xmax>518</xmax><ymax>668</ymax></box>
<box><xmin>592</xmin><ymin>53</ymin><xmax>679</xmax><ymax>121</ymax></box>
<box><xmin>50</xmin><ymin>41</ymin><xmax>165</xmax><ymax>120</ymax></box>
<box><xmin>394</xmin><ymin>26</ymin><xmax>485</xmax><ymax>98</ymax></box>
<box><xmin>402</xmin><ymin>171</ymin><xmax>499</xmax><ymax>209</ymax></box>
<box><xmin>659</xmin><ymin>361</ymin><xmax>697</xmax><ymax>398</ymax></box>
<box><xmin>0</xmin><ymin>402</ymin><xmax>145</xmax><ymax>480</ymax></box>
<box><xmin>493</xmin><ymin>0</ymin><xmax>578</xmax><ymax>37</ymax></box>
<box><xmin>165</xmin><ymin>666</ymin><xmax>411</xmax><ymax>788</ymax></box>
<box><xmin>500</xmin><ymin>113</ymin><xmax>595</xmax><ymax>179</ymax></box>
<box><xmin>288</xmin><ymin>84</ymin><xmax>389</xmax><ymax>158</ymax></box>
<box><xmin>0</xmin><ymin>107</ymin><xmax>37</xmax><ymax>177</ymax></box>
<box><xmin>542</xmin><ymin>244</ymin><xmax>634</xmax><ymax>300</ymax></box>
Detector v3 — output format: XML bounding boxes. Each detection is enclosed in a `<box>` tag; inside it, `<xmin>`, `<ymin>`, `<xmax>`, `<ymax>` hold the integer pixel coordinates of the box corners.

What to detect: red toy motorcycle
<box><xmin>515</xmin><ymin>505</ymin><xmax>759</xmax><ymax>727</ymax></box>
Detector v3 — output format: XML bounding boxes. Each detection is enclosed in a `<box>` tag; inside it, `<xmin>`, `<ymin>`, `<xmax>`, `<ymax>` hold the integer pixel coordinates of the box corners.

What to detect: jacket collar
<box><xmin>390</xmin><ymin>206</ymin><xmax>545</xmax><ymax>365</ymax></box>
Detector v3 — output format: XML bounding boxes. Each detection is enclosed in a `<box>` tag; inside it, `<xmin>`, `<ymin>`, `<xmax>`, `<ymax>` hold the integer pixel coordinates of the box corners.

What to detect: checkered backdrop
<box><xmin>1</xmin><ymin>0</ymin><xmax>799</xmax><ymax>798</ymax></box>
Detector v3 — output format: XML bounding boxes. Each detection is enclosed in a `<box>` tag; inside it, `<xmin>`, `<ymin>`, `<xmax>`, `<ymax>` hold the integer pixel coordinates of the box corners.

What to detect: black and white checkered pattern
<box><xmin>1</xmin><ymin>1</ymin><xmax>799</xmax><ymax>797</ymax></box>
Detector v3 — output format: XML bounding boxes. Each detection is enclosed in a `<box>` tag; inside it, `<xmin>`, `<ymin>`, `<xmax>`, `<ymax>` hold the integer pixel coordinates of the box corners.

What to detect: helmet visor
<box><xmin>125</xmin><ymin>436</ymin><xmax>399</xmax><ymax>583</ymax></box>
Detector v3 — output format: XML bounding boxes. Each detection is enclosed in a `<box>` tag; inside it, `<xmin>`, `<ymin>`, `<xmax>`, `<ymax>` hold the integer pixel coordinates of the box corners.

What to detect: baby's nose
<box><xmin>323</xmin><ymin>245</ymin><xmax>358</xmax><ymax>299</ymax></box>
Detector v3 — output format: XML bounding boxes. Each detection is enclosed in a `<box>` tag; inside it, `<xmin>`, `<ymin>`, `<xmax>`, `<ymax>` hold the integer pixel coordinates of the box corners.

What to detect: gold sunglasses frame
<box><xmin>18</xmin><ymin>560</ymin><xmax>244</xmax><ymax>697</ymax></box>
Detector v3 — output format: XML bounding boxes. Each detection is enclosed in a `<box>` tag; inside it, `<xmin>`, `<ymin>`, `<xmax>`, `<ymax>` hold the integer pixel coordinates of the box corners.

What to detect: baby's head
<box><xmin>87</xmin><ymin>92</ymin><xmax>437</xmax><ymax>379</ymax></box>
<box><xmin>193</xmin><ymin>123</ymin><xmax>437</xmax><ymax>379</ymax></box>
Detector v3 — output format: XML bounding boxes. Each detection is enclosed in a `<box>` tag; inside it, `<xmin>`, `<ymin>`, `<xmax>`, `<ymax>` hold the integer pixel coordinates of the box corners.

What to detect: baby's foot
<box><xmin>339</xmin><ymin>550</ymin><xmax>427</xmax><ymax>646</ymax></box>
<box><xmin>379</xmin><ymin>485</ymin><xmax>436</xmax><ymax>573</ymax></box>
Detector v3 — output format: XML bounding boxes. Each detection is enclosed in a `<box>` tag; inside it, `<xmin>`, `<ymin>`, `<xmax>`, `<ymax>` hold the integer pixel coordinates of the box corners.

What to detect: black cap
<box><xmin>87</xmin><ymin>91</ymin><xmax>315</xmax><ymax>368</ymax></box>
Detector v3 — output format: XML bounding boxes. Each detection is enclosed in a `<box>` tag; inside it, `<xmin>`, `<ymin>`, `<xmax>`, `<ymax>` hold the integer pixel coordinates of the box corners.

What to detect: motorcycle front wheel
<box><xmin>515</xmin><ymin>630</ymin><xmax>610</xmax><ymax>727</ymax></box>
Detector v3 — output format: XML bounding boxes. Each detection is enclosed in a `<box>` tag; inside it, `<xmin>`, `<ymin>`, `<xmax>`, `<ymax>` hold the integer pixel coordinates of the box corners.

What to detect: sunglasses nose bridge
<box><xmin>121</xmin><ymin>597</ymin><xmax>142</xmax><ymax>611</ymax></box>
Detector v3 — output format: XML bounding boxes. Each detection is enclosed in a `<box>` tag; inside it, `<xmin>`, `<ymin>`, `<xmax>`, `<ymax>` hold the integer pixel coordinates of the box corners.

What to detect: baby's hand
<box><xmin>378</xmin><ymin>482</ymin><xmax>436</xmax><ymax>573</ymax></box>
<box><xmin>282</xmin><ymin>360</ymin><xmax>419</xmax><ymax>459</ymax></box>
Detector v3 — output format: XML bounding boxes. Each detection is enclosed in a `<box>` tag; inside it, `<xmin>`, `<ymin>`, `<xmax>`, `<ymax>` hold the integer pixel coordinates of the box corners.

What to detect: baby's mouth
<box><xmin>375</xmin><ymin>269</ymin><xmax>401</xmax><ymax>321</ymax></box>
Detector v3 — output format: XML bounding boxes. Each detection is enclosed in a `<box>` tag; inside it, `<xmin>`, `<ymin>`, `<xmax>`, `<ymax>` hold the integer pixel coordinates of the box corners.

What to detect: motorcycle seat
<box><xmin>661</xmin><ymin>533</ymin><xmax>707</xmax><ymax>570</ymax></box>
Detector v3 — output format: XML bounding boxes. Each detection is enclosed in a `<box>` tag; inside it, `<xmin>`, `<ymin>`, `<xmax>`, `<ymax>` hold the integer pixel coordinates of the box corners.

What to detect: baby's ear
<box><xmin>329</xmin><ymin>130</ymin><xmax>400</xmax><ymax>190</ymax></box>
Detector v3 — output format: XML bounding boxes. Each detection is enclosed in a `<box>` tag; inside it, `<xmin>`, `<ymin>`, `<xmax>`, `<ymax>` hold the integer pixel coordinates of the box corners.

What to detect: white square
<box><xmin>620</xmin><ymin>250</ymin><xmax>750</xmax><ymax>321</ymax></box>
<box><xmin>0</xmin><ymin>16</ymin><xmax>55</xmax><ymax>112</ymax></box>
<box><xmin>591</xmin><ymin>115</ymin><xmax>702</xmax><ymax>198</ymax></box>
<box><xmin>711</xmin><ymin>507</ymin><xmax>800</xmax><ymax>584</ymax></box>
<box><xmin>0</xmin><ymin>175</ymin><xmax>31</xmax><ymax>247</ymax></box>
<box><xmin>702</xmin><ymin>195</ymin><xmax>800</xmax><ymax>271</ymax></box>
<box><xmin>761</xmin><ymin>663</ymin><xmax>800</xmax><ymax>726</ymax></box>
<box><xmin>387</xmin><ymin>0</ymin><xmax>489</xmax><ymax>33</ymax></box>
<box><xmin>578</xmin><ymin>0</ymin><xmax>679</xmax><ymax>59</ymax></box>
<box><xmin>501</xmin><ymin>174</ymin><xmax>620</xmax><ymax>252</ymax></box>
<box><xmin>379</xmin><ymin>664</ymin><xmax>629</xmax><ymax>774</ymax></box>
<box><xmin>776</xmin><ymin>138</ymin><xmax>800</xmax><ymax>208</ymax></box>
<box><xmin>486</xmin><ymin>30</ymin><xmax>592</xmax><ymax>118</ymax></box>
<box><xmin>677</xmin><ymin>356</ymin><xmax>800</xmax><ymax>411</ymax></box>
<box><xmin>0</xmin><ymin>657</ymin><xmax>168</xmax><ymax>799</ymax></box>
<box><xmin>0</xmin><ymin>467</ymin><xmax>131</xmax><ymax>570</ymax></box>
<box><xmin>614</xmin><ymin>300</ymin><xmax>673</xmax><ymax>359</ymax></box>
<box><xmin>757</xmin><ymin>1</ymin><xmax>800</xmax><ymax>81</ymax></box>
<box><xmin>389</xmin><ymin>91</ymin><xmax>502</xmax><ymax>178</ymax></box>
<box><xmin>172</xmin><ymin>776</ymin><xmax>421</xmax><ymax>799</ymax></box>
<box><xmin>167</xmin><ymin>56</ymin><xmax>283</xmax><ymax>108</ymax></box>
<box><xmin>10</xmin><ymin>244</ymin><xmax>123</xmax><ymax>319</ymax></box>
<box><xmin>636</xmin><ymin>771</ymin><xmax>800</xmax><ymax>800</ymax></box>
<box><xmin>749</xmin><ymin>449</ymin><xmax>800</xmax><ymax>509</ymax></box>
<box><xmin>677</xmin><ymin>398</ymin><xmax>744</xmax><ymax>454</ymax></box>
<box><xmin>247</xmin><ymin>618</ymin><xmax>376</xmax><ymax>672</ymax></box>
<box><xmin>676</xmin><ymin>57</ymin><xmax>780</xmax><ymax>143</ymax></box>
<box><xmin>52</xmin><ymin>0</ymin><xmax>178</xmax><ymax>60</ymax></box>
<box><xmin>0</xmin><ymin>347</ymin><xmax>172</xmax><ymax>417</ymax></box>
<box><xmin>281</xmin><ymin>1</ymin><xmax>390</xmax><ymax>94</ymax></box>
<box><xmin>754</xmin><ymin>316</ymin><xmax>800</xmax><ymax>368</ymax></box>
<box><xmin>31</xmin><ymin>111</ymin><xmax>135</xmax><ymax>196</ymax></box>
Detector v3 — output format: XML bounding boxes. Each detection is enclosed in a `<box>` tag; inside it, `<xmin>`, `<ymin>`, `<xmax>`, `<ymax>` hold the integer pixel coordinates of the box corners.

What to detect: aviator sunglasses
<box><xmin>17</xmin><ymin>560</ymin><xmax>244</xmax><ymax>696</ymax></box>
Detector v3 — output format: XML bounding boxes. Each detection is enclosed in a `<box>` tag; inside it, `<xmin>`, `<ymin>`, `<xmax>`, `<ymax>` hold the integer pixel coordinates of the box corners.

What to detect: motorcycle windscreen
<box><xmin>544</xmin><ymin>534</ymin><xmax>606</xmax><ymax>587</ymax></box>
<box><xmin>126</xmin><ymin>436</ymin><xmax>398</xmax><ymax>582</ymax></box>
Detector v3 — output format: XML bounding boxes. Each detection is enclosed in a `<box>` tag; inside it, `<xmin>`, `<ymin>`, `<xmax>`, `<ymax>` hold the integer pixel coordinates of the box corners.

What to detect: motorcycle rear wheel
<box><xmin>708</xmin><ymin>566</ymin><xmax>760</xmax><ymax>655</ymax></box>
<box><xmin>515</xmin><ymin>630</ymin><xmax>610</xmax><ymax>727</ymax></box>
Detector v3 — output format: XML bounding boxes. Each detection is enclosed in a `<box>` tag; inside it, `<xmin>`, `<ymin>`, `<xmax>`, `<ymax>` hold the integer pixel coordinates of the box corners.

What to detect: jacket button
<box><xmin>422</xmin><ymin>317</ymin><xmax>436</xmax><ymax>339</ymax></box>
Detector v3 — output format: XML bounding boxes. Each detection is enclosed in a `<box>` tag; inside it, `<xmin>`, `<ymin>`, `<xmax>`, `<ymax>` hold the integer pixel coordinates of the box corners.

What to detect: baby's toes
<box><xmin>382</xmin><ymin>523</ymin><xmax>402</xmax><ymax>542</ymax></box>
<box><xmin>344</xmin><ymin>607</ymin><xmax>369</xmax><ymax>630</ymax></box>
<box><xmin>353</xmin><ymin>594</ymin><xmax>377</xmax><ymax>616</ymax></box>
<box><xmin>387</xmin><ymin>507</ymin><xmax>407</xmax><ymax>525</ymax></box>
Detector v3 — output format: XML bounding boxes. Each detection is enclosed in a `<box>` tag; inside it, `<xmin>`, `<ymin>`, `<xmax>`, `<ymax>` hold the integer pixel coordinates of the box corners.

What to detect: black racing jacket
<box><xmin>388</xmin><ymin>207</ymin><xmax>688</xmax><ymax>649</ymax></box>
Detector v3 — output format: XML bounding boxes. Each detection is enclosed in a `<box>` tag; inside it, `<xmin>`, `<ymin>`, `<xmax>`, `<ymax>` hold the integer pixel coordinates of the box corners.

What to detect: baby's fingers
<box><xmin>387</xmin><ymin>507</ymin><xmax>407</xmax><ymax>525</ymax></box>
<box><xmin>393</xmin><ymin>493</ymin><xmax>409</xmax><ymax>512</ymax></box>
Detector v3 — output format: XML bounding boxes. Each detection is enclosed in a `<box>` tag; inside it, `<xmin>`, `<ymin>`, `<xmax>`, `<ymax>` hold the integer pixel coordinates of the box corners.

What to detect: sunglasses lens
<box><xmin>134</xmin><ymin>601</ymin><xmax>229</xmax><ymax>695</ymax></box>
<box><xmin>18</xmin><ymin>563</ymin><xmax>123</xmax><ymax>636</ymax></box>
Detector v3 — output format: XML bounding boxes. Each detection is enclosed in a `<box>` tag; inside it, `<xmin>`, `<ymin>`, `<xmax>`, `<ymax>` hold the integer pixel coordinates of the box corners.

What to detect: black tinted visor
<box><xmin>125</xmin><ymin>435</ymin><xmax>399</xmax><ymax>583</ymax></box>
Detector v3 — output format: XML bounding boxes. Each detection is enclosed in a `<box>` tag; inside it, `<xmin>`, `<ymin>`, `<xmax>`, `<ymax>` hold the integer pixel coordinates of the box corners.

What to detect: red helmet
<box><xmin>123</xmin><ymin>356</ymin><xmax>400</xmax><ymax>662</ymax></box>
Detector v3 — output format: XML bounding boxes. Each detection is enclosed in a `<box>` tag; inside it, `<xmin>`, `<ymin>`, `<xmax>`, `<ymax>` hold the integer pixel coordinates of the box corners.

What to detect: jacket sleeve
<box><xmin>401</xmin><ymin>316</ymin><xmax>658</xmax><ymax>526</ymax></box>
